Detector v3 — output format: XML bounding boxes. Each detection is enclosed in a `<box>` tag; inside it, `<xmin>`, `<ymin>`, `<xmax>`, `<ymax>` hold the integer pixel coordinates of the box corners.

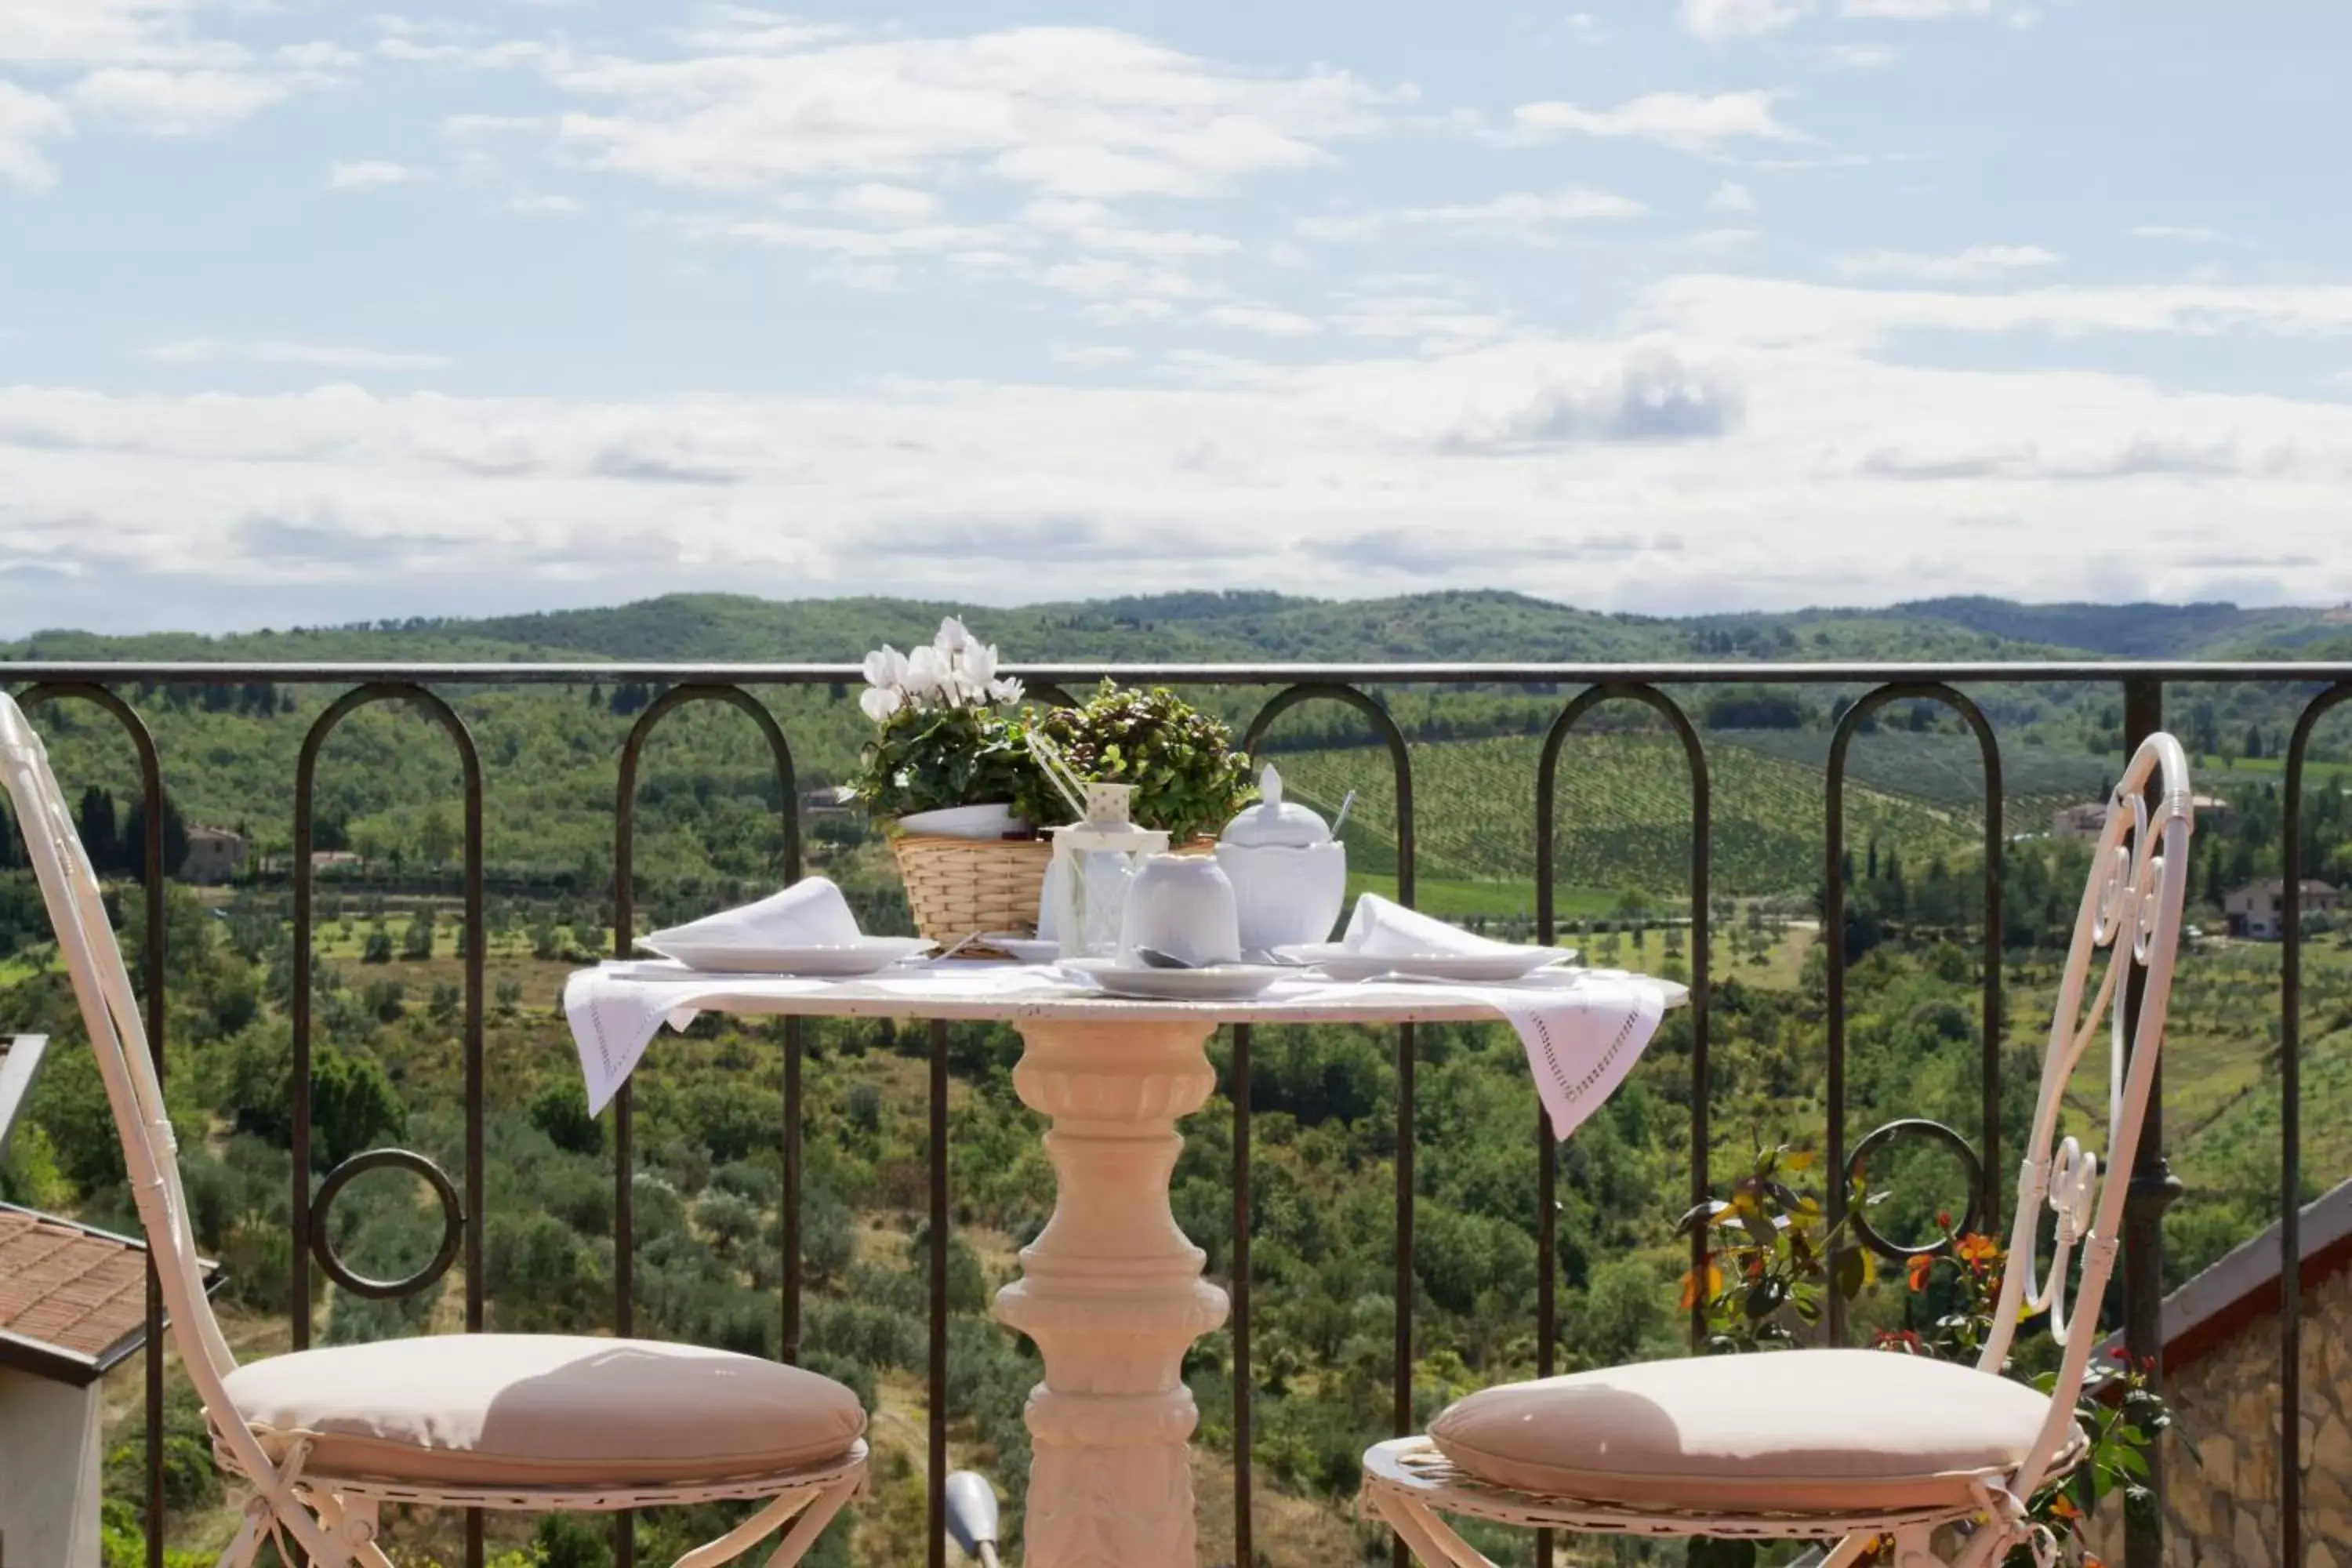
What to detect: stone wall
<box><xmin>2087</xmin><ymin>1264</ymin><xmax>2352</xmax><ymax>1567</ymax></box>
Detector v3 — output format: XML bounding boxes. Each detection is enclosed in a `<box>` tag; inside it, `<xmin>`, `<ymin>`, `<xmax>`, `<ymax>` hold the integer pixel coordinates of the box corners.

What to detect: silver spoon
<box><xmin>1133</xmin><ymin>946</ymin><xmax>1196</xmax><ymax>969</ymax></box>
<box><xmin>1330</xmin><ymin>788</ymin><xmax>1358</xmax><ymax>837</ymax></box>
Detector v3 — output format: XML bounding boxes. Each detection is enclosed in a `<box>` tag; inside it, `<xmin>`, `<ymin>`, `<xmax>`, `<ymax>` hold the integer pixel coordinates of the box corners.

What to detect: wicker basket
<box><xmin>890</xmin><ymin>833</ymin><xmax>1053</xmax><ymax>955</ymax></box>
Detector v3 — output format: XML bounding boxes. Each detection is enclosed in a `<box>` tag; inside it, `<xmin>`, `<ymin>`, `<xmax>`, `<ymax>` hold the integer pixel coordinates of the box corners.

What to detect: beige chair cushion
<box><xmin>221</xmin><ymin>1334</ymin><xmax>865</xmax><ymax>1489</ymax></box>
<box><xmin>1429</xmin><ymin>1349</ymin><xmax>2074</xmax><ymax>1513</ymax></box>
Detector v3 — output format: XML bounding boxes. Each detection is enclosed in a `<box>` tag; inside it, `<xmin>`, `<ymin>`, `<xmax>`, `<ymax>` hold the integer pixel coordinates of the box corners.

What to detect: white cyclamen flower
<box><xmin>862</xmin><ymin>644</ymin><xmax>909</xmax><ymax>691</ymax></box>
<box><xmin>989</xmin><ymin>677</ymin><xmax>1025</xmax><ymax>706</ymax></box>
<box><xmin>906</xmin><ymin>643</ymin><xmax>950</xmax><ymax>702</ymax></box>
<box><xmin>859</xmin><ymin>685</ymin><xmax>905</xmax><ymax>723</ymax></box>
<box><xmin>935</xmin><ymin>615</ymin><xmax>973</xmax><ymax>654</ymax></box>
<box><xmin>959</xmin><ymin>641</ymin><xmax>998</xmax><ymax>690</ymax></box>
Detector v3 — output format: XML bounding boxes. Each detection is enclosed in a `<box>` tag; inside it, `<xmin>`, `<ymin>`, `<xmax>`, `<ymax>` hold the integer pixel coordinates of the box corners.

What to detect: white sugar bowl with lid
<box><xmin>1215</xmin><ymin>764</ymin><xmax>1348</xmax><ymax>953</ymax></box>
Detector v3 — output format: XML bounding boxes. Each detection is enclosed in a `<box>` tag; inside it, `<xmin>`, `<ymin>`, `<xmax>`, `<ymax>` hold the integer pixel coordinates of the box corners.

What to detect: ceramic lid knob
<box><xmin>1218</xmin><ymin>763</ymin><xmax>1332</xmax><ymax>849</ymax></box>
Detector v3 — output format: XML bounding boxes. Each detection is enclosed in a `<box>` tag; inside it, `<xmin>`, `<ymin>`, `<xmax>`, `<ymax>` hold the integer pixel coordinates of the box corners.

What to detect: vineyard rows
<box><xmin>1276</xmin><ymin>732</ymin><xmax>1983</xmax><ymax>898</ymax></box>
<box><xmin>1719</xmin><ymin>728</ymin><xmax>2110</xmax><ymax>838</ymax></box>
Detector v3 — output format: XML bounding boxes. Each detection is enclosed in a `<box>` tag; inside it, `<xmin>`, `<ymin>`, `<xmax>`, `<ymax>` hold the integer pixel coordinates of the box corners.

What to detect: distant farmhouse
<box><xmin>2050</xmin><ymin>802</ymin><xmax>2110</xmax><ymax>840</ymax></box>
<box><xmin>2227</xmin><ymin>879</ymin><xmax>2340</xmax><ymax>941</ymax></box>
<box><xmin>2050</xmin><ymin>794</ymin><xmax>2235</xmax><ymax>842</ymax></box>
<box><xmin>178</xmin><ymin>826</ymin><xmax>247</xmax><ymax>884</ymax></box>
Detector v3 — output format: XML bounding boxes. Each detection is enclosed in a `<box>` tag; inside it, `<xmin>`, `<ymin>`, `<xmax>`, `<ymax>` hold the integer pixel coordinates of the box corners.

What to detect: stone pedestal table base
<box><xmin>992</xmin><ymin>1018</ymin><xmax>1229</xmax><ymax>1568</ymax></box>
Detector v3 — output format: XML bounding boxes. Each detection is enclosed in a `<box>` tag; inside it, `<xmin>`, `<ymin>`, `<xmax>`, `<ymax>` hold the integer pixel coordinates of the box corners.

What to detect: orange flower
<box><xmin>1907</xmin><ymin>1253</ymin><xmax>1935</xmax><ymax>1292</ymax></box>
<box><xmin>1955</xmin><ymin>1233</ymin><xmax>2001</xmax><ymax>1270</ymax></box>
<box><xmin>1680</xmin><ymin>1256</ymin><xmax>1723</xmax><ymax>1312</ymax></box>
<box><xmin>2049</xmin><ymin>1496</ymin><xmax>2084</xmax><ymax>1523</ymax></box>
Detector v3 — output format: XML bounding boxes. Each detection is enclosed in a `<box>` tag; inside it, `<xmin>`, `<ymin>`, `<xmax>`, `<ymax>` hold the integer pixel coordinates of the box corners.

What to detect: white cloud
<box><xmin>0</xmin><ymin>1</ymin><xmax>239</xmax><ymax>70</ymax></box>
<box><xmin>328</xmin><ymin>159</ymin><xmax>420</xmax><ymax>190</ymax></box>
<box><xmin>70</xmin><ymin>67</ymin><xmax>289</xmax><ymax>134</ymax></box>
<box><xmin>275</xmin><ymin>42</ymin><xmax>360</xmax><ymax>72</ymax></box>
<box><xmin>1041</xmin><ymin>257</ymin><xmax>1199</xmax><ymax>299</ymax></box>
<box><xmin>699</xmin><ymin>218</ymin><xmax>1010</xmax><ymax>261</ymax></box>
<box><xmin>511</xmin><ymin>192</ymin><xmax>580</xmax><ymax>214</ymax></box>
<box><xmin>833</xmin><ymin>181</ymin><xmax>938</xmax><ymax>223</ymax></box>
<box><xmin>1839</xmin><ymin>244</ymin><xmax>2060</xmax><ymax>281</ymax></box>
<box><xmin>1840</xmin><ymin>0</ymin><xmax>1993</xmax><ymax>16</ymax></box>
<box><xmin>1634</xmin><ymin>274</ymin><xmax>2352</xmax><ymax>350</ymax></box>
<box><xmin>2130</xmin><ymin>225</ymin><xmax>2230</xmax><ymax>245</ymax></box>
<box><xmin>1513</xmin><ymin>91</ymin><xmax>1806</xmax><ymax>152</ymax></box>
<box><xmin>1819</xmin><ymin>42</ymin><xmax>1900</xmax><ymax>67</ymax></box>
<box><xmin>1678</xmin><ymin>0</ymin><xmax>1814</xmax><ymax>45</ymax></box>
<box><xmin>539</xmin><ymin>27</ymin><xmax>1395</xmax><ymax>201</ymax></box>
<box><xmin>1082</xmin><ymin>297</ymin><xmax>1178</xmax><ymax>326</ymax></box>
<box><xmin>1404</xmin><ymin>187</ymin><xmax>1646</xmax><ymax>232</ymax></box>
<box><xmin>1203</xmin><ymin>305</ymin><xmax>1319</xmax><ymax>337</ymax></box>
<box><xmin>1708</xmin><ymin>180</ymin><xmax>1757</xmax><ymax>213</ymax></box>
<box><xmin>20</xmin><ymin>284</ymin><xmax>2352</xmax><ymax>626</ymax></box>
<box><xmin>143</xmin><ymin>339</ymin><xmax>450</xmax><ymax>370</ymax></box>
<box><xmin>1331</xmin><ymin>296</ymin><xmax>1508</xmax><ymax>354</ymax></box>
<box><xmin>676</xmin><ymin>12</ymin><xmax>854</xmax><ymax>55</ymax></box>
<box><xmin>1053</xmin><ymin>344</ymin><xmax>1134</xmax><ymax>368</ymax></box>
<box><xmin>1018</xmin><ymin>198</ymin><xmax>1237</xmax><ymax>257</ymax></box>
<box><xmin>1303</xmin><ymin>187</ymin><xmax>1646</xmax><ymax>242</ymax></box>
<box><xmin>0</xmin><ymin>78</ymin><xmax>69</xmax><ymax>189</ymax></box>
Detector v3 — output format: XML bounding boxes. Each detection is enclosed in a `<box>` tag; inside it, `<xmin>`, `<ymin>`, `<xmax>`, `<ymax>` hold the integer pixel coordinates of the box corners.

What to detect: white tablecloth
<box><xmin>563</xmin><ymin>960</ymin><xmax>1679</xmax><ymax>1141</ymax></box>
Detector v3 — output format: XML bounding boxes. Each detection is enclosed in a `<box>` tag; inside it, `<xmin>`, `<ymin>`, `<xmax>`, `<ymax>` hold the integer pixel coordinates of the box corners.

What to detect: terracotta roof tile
<box><xmin>0</xmin><ymin>1209</ymin><xmax>147</xmax><ymax>1362</ymax></box>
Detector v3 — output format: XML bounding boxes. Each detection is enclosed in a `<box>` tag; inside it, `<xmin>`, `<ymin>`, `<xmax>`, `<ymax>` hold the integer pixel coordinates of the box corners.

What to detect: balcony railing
<box><xmin>6</xmin><ymin>655</ymin><xmax>2349</xmax><ymax>1568</ymax></box>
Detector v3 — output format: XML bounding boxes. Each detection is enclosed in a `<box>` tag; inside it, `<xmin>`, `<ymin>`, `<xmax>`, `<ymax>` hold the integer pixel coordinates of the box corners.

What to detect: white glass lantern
<box><xmin>1047</xmin><ymin>782</ymin><xmax>1169</xmax><ymax>960</ymax></box>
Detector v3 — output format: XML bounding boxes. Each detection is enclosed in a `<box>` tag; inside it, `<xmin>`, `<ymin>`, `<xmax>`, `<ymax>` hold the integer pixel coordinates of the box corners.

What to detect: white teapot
<box><xmin>1214</xmin><ymin>764</ymin><xmax>1348</xmax><ymax>953</ymax></box>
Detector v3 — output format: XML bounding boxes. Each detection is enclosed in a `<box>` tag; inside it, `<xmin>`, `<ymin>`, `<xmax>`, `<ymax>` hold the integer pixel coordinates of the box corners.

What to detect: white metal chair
<box><xmin>1364</xmin><ymin>731</ymin><xmax>2194</xmax><ymax>1568</ymax></box>
<box><xmin>0</xmin><ymin>694</ymin><xmax>866</xmax><ymax>1568</ymax></box>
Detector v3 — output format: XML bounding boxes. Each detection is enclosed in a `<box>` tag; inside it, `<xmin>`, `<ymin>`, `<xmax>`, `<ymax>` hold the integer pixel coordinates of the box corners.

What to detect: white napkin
<box><xmin>1462</xmin><ymin>970</ymin><xmax>1665</xmax><ymax>1141</ymax></box>
<box><xmin>644</xmin><ymin>877</ymin><xmax>862</xmax><ymax>956</ymax></box>
<box><xmin>1344</xmin><ymin>893</ymin><xmax>1523</xmax><ymax>955</ymax></box>
<box><xmin>564</xmin><ymin>962</ymin><xmax>1069</xmax><ymax>1113</ymax></box>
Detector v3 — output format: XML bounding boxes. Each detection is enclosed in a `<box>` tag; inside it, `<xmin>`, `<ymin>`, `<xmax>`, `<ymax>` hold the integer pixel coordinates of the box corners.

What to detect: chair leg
<box><xmin>1818</xmin><ymin>1532</ymin><xmax>1883</xmax><ymax>1568</ymax></box>
<box><xmin>761</xmin><ymin>1473</ymin><xmax>861</xmax><ymax>1568</ymax></box>
<box><xmin>669</xmin><ymin>1487</ymin><xmax>822</xmax><ymax>1568</ymax></box>
<box><xmin>214</xmin><ymin>1501</ymin><xmax>268</xmax><ymax>1568</ymax></box>
<box><xmin>1363</xmin><ymin>1486</ymin><xmax>1501</xmax><ymax>1568</ymax></box>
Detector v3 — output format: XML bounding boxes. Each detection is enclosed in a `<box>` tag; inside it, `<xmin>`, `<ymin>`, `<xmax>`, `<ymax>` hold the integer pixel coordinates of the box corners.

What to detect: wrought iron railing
<box><xmin>7</xmin><ymin>656</ymin><xmax>2349</xmax><ymax>1568</ymax></box>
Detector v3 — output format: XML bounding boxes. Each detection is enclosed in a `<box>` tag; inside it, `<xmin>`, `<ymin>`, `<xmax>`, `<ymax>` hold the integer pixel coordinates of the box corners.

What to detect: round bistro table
<box><xmin>568</xmin><ymin>971</ymin><xmax>1682</xmax><ymax>1568</ymax></box>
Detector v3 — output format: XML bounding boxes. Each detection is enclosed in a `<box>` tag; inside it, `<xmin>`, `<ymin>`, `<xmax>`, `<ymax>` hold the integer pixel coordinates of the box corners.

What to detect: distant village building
<box><xmin>2226</xmin><ymin>879</ymin><xmax>2339</xmax><ymax>940</ymax></box>
<box><xmin>310</xmin><ymin>849</ymin><xmax>363</xmax><ymax>873</ymax></box>
<box><xmin>800</xmin><ymin>785</ymin><xmax>858</xmax><ymax>820</ymax></box>
<box><xmin>2051</xmin><ymin>794</ymin><xmax>2234</xmax><ymax>841</ymax></box>
<box><xmin>178</xmin><ymin>826</ymin><xmax>247</xmax><ymax>884</ymax></box>
<box><xmin>2051</xmin><ymin>802</ymin><xmax>2110</xmax><ymax>840</ymax></box>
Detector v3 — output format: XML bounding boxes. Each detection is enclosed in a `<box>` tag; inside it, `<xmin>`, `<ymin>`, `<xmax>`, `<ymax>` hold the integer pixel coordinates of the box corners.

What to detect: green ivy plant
<box><xmin>1012</xmin><ymin>681</ymin><xmax>1254</xmax><ymax>844</ymax></box>
<box><xmin>851</xmin><ymin>703</ymin><xmax>1044</xmax><ymax>822</ymax></box>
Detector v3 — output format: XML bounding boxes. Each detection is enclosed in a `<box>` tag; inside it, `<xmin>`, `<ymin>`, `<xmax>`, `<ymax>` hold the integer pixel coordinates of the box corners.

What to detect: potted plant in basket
<box><xmin>1012</xmin><ymin>680</ymin><xmax>1254</xmax><ymax>848</ymax></box>
<box><xmin>852</xmin><ymin>618</ymin><xmax>1050</xmax><ymax>946</ymax></box>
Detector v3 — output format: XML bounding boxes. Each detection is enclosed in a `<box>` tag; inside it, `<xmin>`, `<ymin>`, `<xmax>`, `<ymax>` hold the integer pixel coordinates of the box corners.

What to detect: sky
<box><xmin>4</xmin><ymin>0</ymin><xmax>2352</xmax><ymax>635</ymax></box>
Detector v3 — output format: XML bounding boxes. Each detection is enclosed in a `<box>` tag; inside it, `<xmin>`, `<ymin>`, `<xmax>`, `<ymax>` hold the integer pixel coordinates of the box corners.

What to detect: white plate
<box><xmin>1061</xmin><ymin>958</ymin><xmax>1284</xmax><ymax>1000</ymax></box>
<box><xmin>641</xmin><ymin>936</ymin><xmax>935</xmax><ymax>975</ymax></box>
<box><xmin>1272</xmin><ymin>942</ymin><xmax>1573</xmax><ymax>983</ymax></box>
